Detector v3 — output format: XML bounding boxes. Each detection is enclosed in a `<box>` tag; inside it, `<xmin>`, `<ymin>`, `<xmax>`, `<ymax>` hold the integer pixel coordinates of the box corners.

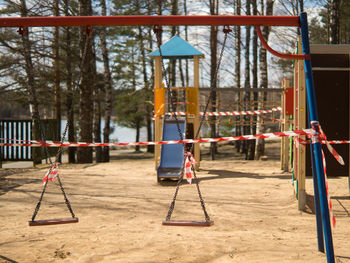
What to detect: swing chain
<box><xmin>159</xmin><ymin>26</ymin><xmax>229</xmax><ymax>223</ymax></box>
<box><xmin>30</xmin><ymin>27</ymin><xmax>93</xmax><ymax>222</ymax></box>
<box><xmin>56</xmin><ymin>175</ymin><xmax>76</xmax><ymax>218</ymax></box>
<box><xmin>192</xmin><ymin>162</ymin><xmax>210</xmax><ymax>221</ymax></box>
<box><xmin>154</xmin><ymin>25</ymin><xmax>184</xmax><ymax>141</ymax></box>
<box><xmin>191</xmin><ymin>26</ymin><xmax>230</xmax><ymax>146</ymax></box>
<box><xmin>31</xmin><ymin>179</ymin><xmax>48</xmax><ymax>221</ymax></box>
<box><xmin>165</xmin><ymin>156</ymin><xmax>211</xmax><ymax>222</ymax></box>
<box><xmin>165</xmin><ymin>172</ymin><xmax>184</xmax><ymax>221</ymax></box>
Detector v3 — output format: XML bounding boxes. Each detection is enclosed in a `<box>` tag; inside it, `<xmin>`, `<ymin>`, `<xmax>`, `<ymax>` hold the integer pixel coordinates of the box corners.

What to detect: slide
<box><xmin>157</xmin><ymin>119</ymin><xmax>186</xmax><ymax>182</ymax></box>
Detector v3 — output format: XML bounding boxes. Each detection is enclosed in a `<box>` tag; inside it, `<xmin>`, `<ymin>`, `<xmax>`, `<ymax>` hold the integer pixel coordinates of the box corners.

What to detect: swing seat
<box><xmin>162</xmin><ymin>220</ymin><xmax>214</xmax><ymax>227</ymax></box>
<box><xmin>29</xmin><ymin>217</ymin><xmax>79</xmax><ymax>226</ymax></box>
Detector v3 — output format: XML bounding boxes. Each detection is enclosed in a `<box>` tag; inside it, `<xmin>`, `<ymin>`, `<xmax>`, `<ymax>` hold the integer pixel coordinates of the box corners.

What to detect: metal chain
<box><xmin>190</xmin><ymin>26</ymin><xmax>231</xmax><ymax>153</ymax></box>
<box><xmin>191</xmin><ymin>161</ymin><xmax>210</xmax><ymax>221</ymax></box>
<box><xmin>56</xmin><ymin>175</ymin><xmax>76</xmax><ymax>218</ymax></box>
<box><xmin>160</xmin><ymin>26</ymin><xmax>230</xmax><ymax>222</ymax></box>
<box><xmin>31</xmin><ymin>179</ymin><xmax>48</xmax><ymax>221</ymax></box>
<box><xmin>154</xmin><ymin>26</ymin><xmax>188</xmax><ymax>221</ymax></box>
<box><xmin>165</xmin><ymin>171</ymin><xmax>184</xmax><ymax>221</ymax></box>
<box><xmin>154</xmin><ymin>26</ymin><xmax>184</xmax><ymax>141</ymax></box>
<box><xmin>31</xmin><ymin>26</ymin><xmax>92</xmax><ymax>221</ymax></box>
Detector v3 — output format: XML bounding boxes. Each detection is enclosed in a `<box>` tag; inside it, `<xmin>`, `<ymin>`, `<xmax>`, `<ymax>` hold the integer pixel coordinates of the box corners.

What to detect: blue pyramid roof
<box><xmin>150</xmin><ymin>35</ymin><xmax>203</xmax><ymax>59</ymax></box>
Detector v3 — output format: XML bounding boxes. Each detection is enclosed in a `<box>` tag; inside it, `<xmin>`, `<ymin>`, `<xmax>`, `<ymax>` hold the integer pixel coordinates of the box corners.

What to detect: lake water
<box><xmin>61</xmin><ymin>120</ymin><xmax>148</xmax><ymax>143</ymax></box>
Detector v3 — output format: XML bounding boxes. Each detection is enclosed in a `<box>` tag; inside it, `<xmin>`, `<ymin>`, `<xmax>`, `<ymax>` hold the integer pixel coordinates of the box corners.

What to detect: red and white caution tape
<box><xmin>42</xmin><ymin>163</ymin><xmax>59</xmax><ymax>185</ymax></box>
<box><xmin>296</xmin><ymin>126</ymin><xmax>345</xmax><ymax>165</ymax></box>
<box><xmin>163</xmin><ymin>106</ymin><xmax>281</xmax><ymax>117</ymax></box>
<box><xmin>319</xmin><ymin>126</ymin><xmax>344</xmax><ymax>165</ymax></box>
<box><xmin>321</xmin><ymin>150</ymin><xmax>336</xmax><ymax>228</ymax></box>
<box><xmin>0</xmin><ymin>129</ymin><xmax>315</xmax><ymax>148</ymax></box>
<box><xmin>295</xmin><ymin>124</ymin><xmax>344</xmax><ymax>228</ymax></box>
<box><xmin>295</xmin><ymin>137</ymin><xmax>350</xmax><ymax>146</ymax></box>
<box><xmin>184</xmin><ymin>152</ymin><xmax>197</xmax><ymax>184</ymax></box>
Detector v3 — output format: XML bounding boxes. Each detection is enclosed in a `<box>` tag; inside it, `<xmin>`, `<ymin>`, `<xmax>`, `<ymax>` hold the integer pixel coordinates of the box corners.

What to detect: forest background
<box><xmin>0</xmin><ymin>0</ymin><xmax>349</xmax><ymax>163</ymax></box>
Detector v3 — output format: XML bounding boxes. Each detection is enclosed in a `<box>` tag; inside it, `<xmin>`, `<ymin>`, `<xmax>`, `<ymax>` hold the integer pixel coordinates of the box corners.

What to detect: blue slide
<box><xmin>157</xmin><ymin>119</ymin><xmax>186</xmax><ymax>182</ymax></box>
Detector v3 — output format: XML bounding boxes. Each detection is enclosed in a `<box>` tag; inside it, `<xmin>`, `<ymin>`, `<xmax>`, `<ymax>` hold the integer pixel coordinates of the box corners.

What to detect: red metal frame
<box><xmin>256</xmin><ymin>26</ymin><xmax>308</xmax><ymax>60</ymax></box>
<box><xmin>0</xmin><ymin>15</ymin><xmax>305</xmax><ymax>60</ymax></box>
<box><xmin>0</xmin><ymin>15</ymin><xmax>300</xmax><ymax>27</ymax></box>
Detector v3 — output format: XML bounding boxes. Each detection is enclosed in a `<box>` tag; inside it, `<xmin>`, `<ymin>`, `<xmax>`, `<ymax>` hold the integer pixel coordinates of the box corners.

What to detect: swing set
<box><xmin>0</xmin><ymin>13</ymin><xmax>336</xmax><ymax>263</ymax></box>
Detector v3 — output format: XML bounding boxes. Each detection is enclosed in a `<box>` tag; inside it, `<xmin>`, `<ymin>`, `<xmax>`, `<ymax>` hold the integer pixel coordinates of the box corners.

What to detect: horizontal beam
<box><xmin>0</xmin><ymin>15</ymin><xmax>300</xmax><ymax>28</ymax></box>
<box><xmin>199</xmin><ymin>87</ymin><xmax>284</xmax><ymax>92</ymax></box>
<box><xmin>312</xmin><ymin>67</ymin><xmax>350</xmax><ymax>71</ymax></box>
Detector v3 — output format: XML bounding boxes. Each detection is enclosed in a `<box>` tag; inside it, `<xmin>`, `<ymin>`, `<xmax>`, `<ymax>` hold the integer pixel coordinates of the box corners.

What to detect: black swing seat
<box><xmin>162</xmin><ymin>220</ymin><xmax>214</xmax><ymax>227</ymax></box>
<box><xmin>29</xmin><ymin>217</ymin><xmax>79</xmax><ymax>226</ymax></box>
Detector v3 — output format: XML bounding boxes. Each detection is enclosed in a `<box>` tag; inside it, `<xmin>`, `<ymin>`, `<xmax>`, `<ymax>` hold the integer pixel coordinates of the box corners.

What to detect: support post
<box><xmin>193</xmin><ymin>55</ymin><xmax>201</xmax><ymax>170</ymax></box>
<box><xmin>294</xmin><ymin>37</ymin><xmax>306</xmax><ymax>211</ymax></box>
<box><xmin>300</xmin><ymin>12</ymin><xmax>334</xmax><ymax>263</ymax></box>
<box><xmin>154</xmin><ymin>56</ymin><xmax>163</xmax><ymax>170</ymax></box>
<box><xmin>281</xmin><ymin>78</ymin><xmax>290</xmax><ymax>172</ymax></box>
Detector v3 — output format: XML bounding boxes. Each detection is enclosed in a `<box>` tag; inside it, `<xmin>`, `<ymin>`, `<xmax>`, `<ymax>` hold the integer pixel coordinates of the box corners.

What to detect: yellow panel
<box><xmin>154</xmin><ymin>84</ymin><xmax>165</xmax><ymax>116</ymax></box>
<box><xmin>186</xmin><ymin>87</ymin><xmax>199</xmax><ymax>115</ymax></box>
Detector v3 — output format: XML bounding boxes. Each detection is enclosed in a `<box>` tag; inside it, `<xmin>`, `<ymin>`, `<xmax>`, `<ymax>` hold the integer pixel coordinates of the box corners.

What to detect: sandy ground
<box><xmin>1</xmin><ymin>143</ymin><xmax>350</xmax><ymax>263</ymax></box>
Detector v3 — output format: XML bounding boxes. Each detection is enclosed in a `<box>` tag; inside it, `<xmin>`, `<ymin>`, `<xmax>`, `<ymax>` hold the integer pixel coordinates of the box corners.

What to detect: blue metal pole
<box><xmin>300</xmin><ymin>12</ymin><xmax>334</xmax><ymax>262</ymax></box>
<box><xmin>307</xmin><ymin>102</ymin><xmax>325</xmax><ymax>252</ymax></box>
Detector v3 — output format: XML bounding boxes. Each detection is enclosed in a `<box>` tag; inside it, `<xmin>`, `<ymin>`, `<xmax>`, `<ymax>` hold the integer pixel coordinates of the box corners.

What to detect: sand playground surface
<box><xmin>1</xmin><ymin>142</ymin><xmax>350</xmax><ymax>263</ymax></box>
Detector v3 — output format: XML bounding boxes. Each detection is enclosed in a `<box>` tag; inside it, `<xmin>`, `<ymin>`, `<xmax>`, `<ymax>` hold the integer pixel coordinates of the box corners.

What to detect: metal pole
<box><xmin>307</xmin><ymin>102</ymin><xmax>324</xmax><ymax>253</ymax></box>
<box><xmin>0</xmin><ymin>15</ymin><xmax>300</xmax><ymax>28</ymax></box>
<box><xmin>300</xmin><ymin>12</ymin><xmax>334</xmax><ymax>263</ymax></box>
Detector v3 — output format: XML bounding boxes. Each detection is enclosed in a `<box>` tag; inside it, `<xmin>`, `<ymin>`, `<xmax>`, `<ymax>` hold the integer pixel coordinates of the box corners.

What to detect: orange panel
<box><xmin>186</xmin><ymin>87</ymin><xmax>199</xmax><ymax>115</ymax></box>
<box><xmin>154</xmin><ymin>86</ymin><xmax>165</xmax><ymax>116</ymax></box>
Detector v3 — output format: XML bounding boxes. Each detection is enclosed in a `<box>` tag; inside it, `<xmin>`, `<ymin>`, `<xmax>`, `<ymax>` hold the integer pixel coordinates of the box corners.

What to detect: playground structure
<box><xmin>151</xmin><ymin>37</ymin><xmax>282</xmax><ymax>179</ymax></box>
<box><xmin>198</xmin><ymin>87</ymin><xmax>282</xmax><ymax>136</ymax></box>
<box><xmin>280</xmin><ymin>42</ymin><xmax>350</xmax><ymax>210</ymax></box>
<box><xmin>151</xmin><ymin>36</ymin><xmax>202</xmax><ymax>178</ymax></box>
<box><xmin>0</xmin><ymin>14</ymin><xmax>339</xmax><ymax>262</ymax></box>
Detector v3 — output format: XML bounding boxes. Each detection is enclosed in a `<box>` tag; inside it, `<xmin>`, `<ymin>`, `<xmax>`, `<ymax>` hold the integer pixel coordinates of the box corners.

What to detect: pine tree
<box><xmin>100</xmin><ymin>0</ymin><xmax>114</xmax><ymax>162</ymax></box>
<box><xmin>256</xmin><ymin>0</ymin><xmax>274</xmax><ymax>160</ymax></box>
<box><xmin>77</xmin><ymin>0</ymin><xmax>94</xmax><ymax>163</ymax></box>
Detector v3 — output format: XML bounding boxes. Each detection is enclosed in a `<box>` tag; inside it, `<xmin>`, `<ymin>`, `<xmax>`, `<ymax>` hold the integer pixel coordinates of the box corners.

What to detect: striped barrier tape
<box><xmin>162</xmin><ymin>106</ymin><xmax>282</xmax><ymax>117</ymax></box>
<box><xmin>184</xmin><ymin>152</ymin><xmax>197</xmax><ymax>184</ymax></box>
<box><xmin>319</xmin><ymin>126</ymin><xmax>344</xmax><ymax>165</ymax></box>
<box><xmin>42</xmin><ymin>163</ymin><xmax>59</xmax><ymax>185</ymax></box>
<box><xmin>295</xmin><ymin>137</ymin><xmax>350</xmax><ymax>145</ymax></box>
<box><xmin>321</xmin><ymin>149</ymin><xmax>336</xmax><ymax>228</ymax></box>
<box><xmin>0</xmin><ymin>128</ymin><xmax>314</xmax><ymax>148</ymax></box>
<box><xmin>294</xmin><ymin>124</ymin><xmax>344</xmax><ymax>228</ymax></box>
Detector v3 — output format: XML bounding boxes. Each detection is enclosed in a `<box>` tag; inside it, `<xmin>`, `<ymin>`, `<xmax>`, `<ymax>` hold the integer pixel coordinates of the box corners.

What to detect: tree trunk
<box><xmin>135</xmin><ymin>0</ymin><xmax>153</xmax><ymax>153</ymax></box>
<box><xmin>243</xmin><ymin>0</ymin><xmax>251</xmax><ymax>160</ymax></box>
<box><xmin>234</xmin><ymin>0</ymin><xmax>241</xmax><ymax>152</ymax></box>
<box><xmin>330</xmin><ymin>0</ymin><xmax>340</xmax><ymax>44</ymax></box>
<box><xmin>184</xmin><ymin>0</ymin><xmax>189</xmax><ymax>85</ymax></box>
<box><xmin>248</xmin><ymin>0</ymin><xmax>258</xmax><ymax>160</ymax></box>
<box><xmin>135</xmin><ymin>121</ymin><xmax>141</xmax><ymax>152</ymax></box>
<box><xmin>53</xmin><ymin>0</ymin><xmax>61</xmax><ymax>162</ymax></box>
<box><xmin>100</xmin><ymin>0</ymin><xmax>113</xmax><ymax>162</ymax></box>
<box><xmin>130</xmin><ymin>46</ymin><xmax>140</xmax><ymax>152</ymax></box>
<box><xmin>170</xmin><ymin>0</ymin><xmax>178</xmax><ymax>88</ymax></box>
<box><xmin>64</xmin><ymin>0</ymin><xmax>75</xmax><ymax>163</ymax></box>
<box><xmin>19</xmin><ymin>0</ymin><xmax>41</xmax><ymax>164</ymax></box>
<box><xmin>92</xmin><ymin>41</ymin><xmax>102</xmax><ymax>163</ymax></box>
<box><xmin>210</xmin><ymin>0</ymin><xmax>218</xmax><ymax>160</ymax></box>
<box><xmin>137</xmin><ymin>24</ymin><xmax>153</xmax><ymax>153</ymax></box>
<box><xmin>255</xmin><ymin>0</ymin><xmax>274</xmax><ymax>160</ymax></box>
<box><xmin>77</xmin><ymin>0</ymin><xmax>93</xmax><ymax>163</ymax></box>
<box><xmin>147</xmin><ymin>4</ymin><xmax>155</xmax><ymax>151</ymax></box>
